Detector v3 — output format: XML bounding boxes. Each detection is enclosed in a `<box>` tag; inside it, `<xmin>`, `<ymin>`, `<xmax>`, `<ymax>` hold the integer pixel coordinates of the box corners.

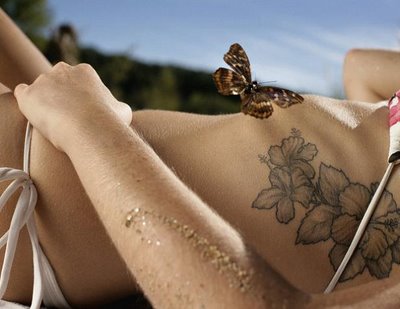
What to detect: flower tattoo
<box><xmin>253</xmin><ymin>129</ymin><xmax>400</xmax><ymax>283</ymax></box>
<box><xmin>252</xmin><ymin>131</ymin><xmax>317</xmax><ymax>223</ymax></box>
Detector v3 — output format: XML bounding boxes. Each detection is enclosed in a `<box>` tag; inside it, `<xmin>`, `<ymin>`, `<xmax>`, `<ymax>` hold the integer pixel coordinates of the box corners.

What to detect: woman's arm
<box><xmin>14</xmin><ymin>63</ymin><xmax>308</xmax><ymax>308</ymax></box>
<box><xmin>14</xmin><ymin>60</ymin><xmax>400</xmax><ymax>308</ymax></box>
<box><xmin>67</xmin><ymin>107</ymin><xmax>305</xmax><ymax>308</ymax></box>
<box><xmin>0</xmin><ymin>8</ymin><xmax>51</xmax><ymax>89</ymax></box>
<box><xmin>343</xmin><ymin>48</ymin><xmax>400</xmax><ymax>102</ymax></box>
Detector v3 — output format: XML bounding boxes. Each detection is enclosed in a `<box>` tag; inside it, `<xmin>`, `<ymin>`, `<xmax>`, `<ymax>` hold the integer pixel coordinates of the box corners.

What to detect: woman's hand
<box><xmin>14</xmin><ymin>62</ymin><xmax>132</xmax><ymax>153</ymax></box>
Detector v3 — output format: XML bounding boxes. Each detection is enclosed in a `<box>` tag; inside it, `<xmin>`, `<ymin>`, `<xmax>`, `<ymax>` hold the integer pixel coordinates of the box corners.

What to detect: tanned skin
<box><xmin>2</xmin><ymin>8</ymin><xmax>400</xmax><ymax>308</ymax></box>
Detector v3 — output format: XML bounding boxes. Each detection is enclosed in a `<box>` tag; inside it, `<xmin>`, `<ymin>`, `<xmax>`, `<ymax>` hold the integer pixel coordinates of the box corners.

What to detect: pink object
<box><xmin>388</xmin><ymin>91</ymin><xmax>400</xmax><ymax>162</ymax></box>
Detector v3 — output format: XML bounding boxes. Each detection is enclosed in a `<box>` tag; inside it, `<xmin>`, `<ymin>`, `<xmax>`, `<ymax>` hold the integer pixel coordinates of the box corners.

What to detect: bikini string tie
<box><xmin>0</xmin><ymin>123</ymin><xmax>70</xmax><ymax>308</ymax></box>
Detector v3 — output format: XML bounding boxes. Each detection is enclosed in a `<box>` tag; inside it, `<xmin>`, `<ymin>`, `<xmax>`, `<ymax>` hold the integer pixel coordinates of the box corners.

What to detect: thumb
<box><xmin>119</xmin><ymin>102</ymin><xmax>133</xmax><ymax>126</ymax></box>
<box><xmin>14</xmin><ymin>83</ymin><xmax>28</xmax><ymax>99</ymax></box>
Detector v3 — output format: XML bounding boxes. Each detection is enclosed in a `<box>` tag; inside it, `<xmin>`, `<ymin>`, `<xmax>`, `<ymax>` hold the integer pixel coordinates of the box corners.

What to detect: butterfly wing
<box><xmin>240</xmin><ymin>92</ymin><xmax>274</xmax><ymax>119</ymax></box>
<box><xmin>258</xmin><ymin>86</ymin><xmax>304</xmax><ymax>108</ymax></box>
<box><xmin>223</xmin><ymin>43</ymin><xmax>252</xmax><ymax>84</ymax></box>
<box><xmin>213</xmin><ymin>68</ymin><xmax>247</xmax><ymax>95</ymax></box>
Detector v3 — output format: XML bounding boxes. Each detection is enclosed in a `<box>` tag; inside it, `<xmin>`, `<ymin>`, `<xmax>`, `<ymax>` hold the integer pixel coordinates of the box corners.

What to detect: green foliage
<box><xmin>1</xmin><ymin>0</ymin><xmax>51</xmax><ymax>50</ymax></box>
<box><xmin>145</xmin><ymin>66</ymin><xmax>180</xmax><ymax>110</ymax></box>
<box><xmin>79</xmin><ymin>47</ymin><xmax>239</xmax><ymax>114</ymax></box>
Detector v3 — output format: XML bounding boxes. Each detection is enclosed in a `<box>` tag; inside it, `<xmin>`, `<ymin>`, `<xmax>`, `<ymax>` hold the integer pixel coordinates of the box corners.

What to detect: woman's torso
<box><xmin>1</xmin><ymin>92</ymin><xmax>397</xmax><ymax>306</ymax></box>
<box><xmin>132</xmin><ymin>94</ymin><xmax>397</xmax><ymax>293</ymax></box>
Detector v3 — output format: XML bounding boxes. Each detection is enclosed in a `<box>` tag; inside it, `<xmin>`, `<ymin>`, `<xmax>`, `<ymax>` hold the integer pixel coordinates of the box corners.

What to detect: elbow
<box><xmin>343</xmin><ymin>48</ymin><xmax>362</xmax><ymax>84</ymax></box>
<box><xmin>343</xmin><ymin>48</ymin><xmax>367</xmax><ymax>100</ymax></box>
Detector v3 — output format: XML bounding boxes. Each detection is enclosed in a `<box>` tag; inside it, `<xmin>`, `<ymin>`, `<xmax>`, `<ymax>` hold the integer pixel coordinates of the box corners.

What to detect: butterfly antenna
<box><xmin>259</xmin><ymin>80</ymin><xmax>277</xmax><ymax>85</ymax></box>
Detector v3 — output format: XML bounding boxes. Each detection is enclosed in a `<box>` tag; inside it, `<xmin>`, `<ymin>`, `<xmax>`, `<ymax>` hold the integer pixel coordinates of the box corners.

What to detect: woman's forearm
<box><xmin>0</xmin><ymin>8</ymin><xmax>51</xmax><ymax>89</ymax></box>
<box><xmin>64</xmin><ymin>116</ymin><xmax>307</xmax><ymax>308</ymax></box>
<box><xmin>13</xmin><ymin>61</ymin><xmax>306</xmax><ymax>307</ymax></box>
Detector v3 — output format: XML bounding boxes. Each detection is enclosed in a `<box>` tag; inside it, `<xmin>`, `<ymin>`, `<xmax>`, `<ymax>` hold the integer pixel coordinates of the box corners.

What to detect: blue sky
<box><xmin>47</xmin><ymin>0</ymin><xmax>400</xmax><ymax>96</ymax></box>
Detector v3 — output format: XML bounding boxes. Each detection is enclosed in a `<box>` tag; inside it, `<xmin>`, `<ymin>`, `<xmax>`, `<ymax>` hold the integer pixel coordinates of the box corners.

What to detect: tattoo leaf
<box><xmin>318</xmin><ymin>164</ymin><xmax>350</xmax><ymax>206</ymax></box>
<box><xmin>296</xmin><ymin>205</ymin><xmax>335</xmax><ymax>244</ymax></box>
<box><xmin>329</xmin><ymin>244</ymin><xmax>366</xmax><ymax>282</ymax></box>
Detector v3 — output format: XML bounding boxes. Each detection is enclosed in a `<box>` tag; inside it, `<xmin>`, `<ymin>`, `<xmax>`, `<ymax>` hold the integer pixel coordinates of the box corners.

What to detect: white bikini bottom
<box><xmin>0</xmin><ymin>123</ymin><xmax>70</xmax><ymax>308</ymax></box>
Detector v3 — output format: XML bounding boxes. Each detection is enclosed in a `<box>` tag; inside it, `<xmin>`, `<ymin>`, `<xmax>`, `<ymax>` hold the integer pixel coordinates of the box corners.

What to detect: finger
<box><xmin>119</xmin><ymin>103</ymin><xmax>133</xmax><ymax>125</ymax></box>
<box><xmin>14</xmin><ymin>83</ymin><xmax>28</xmax><ymax>100</ymax></box>
<box><xmin>113</xmin><ymin>101</ymin><xmax>132</xmax><ymax>125</ymax></box>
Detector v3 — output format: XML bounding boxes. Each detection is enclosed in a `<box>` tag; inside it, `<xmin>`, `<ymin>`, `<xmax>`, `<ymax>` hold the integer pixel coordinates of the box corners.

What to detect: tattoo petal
<box><xmin>291</xmin><ymin>160</ymin><xmax>315</xmax><ymax>179</ymax></box>
<box><xmin>297</xmin><ymin>143</ymin><xmax>318</xmax><ymax>161</ymax></box>
<box><xmin>371</xmin><ymin>184</ymin><xmax>397</xmax><ymax>218</ymax></box>
<box><xmin>391</xmin><ymin>239</ymin><xmax>400</xmax><ymax>264</ymax></box>
<box><xmin>281</xmin><ymin>136</ymin><xmax>304</xmax><ymax>160</ymax></box>
<box><xmin>291</xmin><ymin>168</ymin><xmax>314</xmax><ymax>207</ymax></box>
<box><xmin>318</xmin><ymin>164</ymin><xmax>350</xmax><ymax>206</ymax></box>
<box><xmin>374</xmin><ymin>212</ymin><xmax>400</xmax><ymax>245</ymax></box>
<box><xmin>296</xmin><ymin>204</ymin><xmax>335</xmax><ymax>244</ymax></box>
<box><xmin>276</xmin><ymin>197</ymin><xmax>295</xmax><ymax>224</ymax></box>
<box><xmin>361</xmin><ymin>227</ymin><xmax>389</xmax><ymax>260</ymax></box>
<box><xmin>366</xmin><ymin>249</ymin><xmax>392</xmax><ymax>279</ymax></box>
<box><xmin>331</xmin><ymin>214</ymin><xmax>358</xmax><ymax>245</ymax></box>
<box><xmin>268</xmin><ymin>145</ymin><xmax>286</xmax><ymax>167</ymax></box>
<box><xmin>339</xmin><ymin>183</ymin><xmax>371</xmax><ymax>218</ymax></box>
<box><xmin>252</xmin><ymin>187</ymin><xmax>285</xmax><ymax>210</ymax></box>
<box><xmin>269</xmin><ymin>168</ymin><xmax>290</xmax><ymax>191</ymax></box>
<box><xmin>329</xmin><ymin>244</ymin><xmax>365</xmax><ymax>282</ymax></box>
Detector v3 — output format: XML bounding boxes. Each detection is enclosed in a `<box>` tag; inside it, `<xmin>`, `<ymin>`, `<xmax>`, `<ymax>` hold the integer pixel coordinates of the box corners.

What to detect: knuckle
<box><xmin>34</xmin><ymin>73</ymin><xmax>47</xmax><ymax>84</ymax></box>
<box><xmin>53</xmin><ymin>61</ymin><xmax>70</xmax><ymax>71</ymax></box>
<box><xmin>76</xmin><ymin>63</ymin><xmax>95</xmax><ymax>74</ymax></box>
<box><xmin>76</xmin><ymin>63</ymin><xmax>100</xmax><ymax>80</ymax></box>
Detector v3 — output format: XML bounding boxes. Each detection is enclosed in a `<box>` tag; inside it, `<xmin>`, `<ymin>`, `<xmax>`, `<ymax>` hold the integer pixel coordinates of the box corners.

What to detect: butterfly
<box><xmin>213</xmin><ymin>43</ymin><xmax>304</xmax><ymax>119</ymax></box>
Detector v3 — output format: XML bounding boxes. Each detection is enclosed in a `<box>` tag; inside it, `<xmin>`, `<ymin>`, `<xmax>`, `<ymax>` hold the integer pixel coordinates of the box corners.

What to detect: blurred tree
<box><xmin>145</xmin><ymin>66</ymin><xmax>181</xmax><ymax>110</ymax></box>
<box><xmin>185</xmin><ymin>92</ymin><xmax>238</xmax><ymax>114</ymax></box>
<box><xmin>79</xmin><ymin>46</ymin><xmax>241</xmax><ymax>113</ymax></box>
<box><xmin>0</xmin><ymin>0</ymin><xmax>51</xmax><ymax>50</ymax></box>
<box><xmin>45</xmin><ymin>24</ymin><xmax>79</xmax><ymax>65</ymax></box>
<box><xmin>96</xmin><ymin>55</ymin><xmax>134</xmax><ymax>100</ymax></box>
<box><xmin>0</xmin><ymin>0</ymin><xmax>319</xmax><ymax>113</ymax></box>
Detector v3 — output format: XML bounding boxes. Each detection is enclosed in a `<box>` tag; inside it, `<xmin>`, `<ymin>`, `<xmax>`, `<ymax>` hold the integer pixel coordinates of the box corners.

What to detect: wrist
<box><xmin>63</xmin><ymin>112</ymin><xmax>134</xmax><ymax>160</ymax></box>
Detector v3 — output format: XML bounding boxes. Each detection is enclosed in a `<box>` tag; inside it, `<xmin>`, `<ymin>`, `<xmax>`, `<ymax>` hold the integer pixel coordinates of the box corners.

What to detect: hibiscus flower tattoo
<box><xmin>252</xmin><ymin>129</ymin><xmax>317</xmax><ymax>223</ymax></box>
<box><xmin>253</xmin><ymin>128</ymin><xmax>400</xmax><ymax>283</ymax></box>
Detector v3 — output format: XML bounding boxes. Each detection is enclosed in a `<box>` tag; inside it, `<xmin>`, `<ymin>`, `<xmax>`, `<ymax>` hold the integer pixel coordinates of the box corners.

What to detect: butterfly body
<box><xmin>244</xmin><ymin>81</ymin><xmax>259</xmax><ymax>94</ymax></box>
<box><xmin>213</xmin><ymin>43</ymin><xmax>304</xmax><ymax>119</ymax></box>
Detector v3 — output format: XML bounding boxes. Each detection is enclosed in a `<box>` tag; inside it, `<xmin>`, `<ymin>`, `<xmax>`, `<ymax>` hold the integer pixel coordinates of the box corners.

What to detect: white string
<box><xmin>0</xmin><ymin>122</ymin><xmax>70</xmax><ymax>308</ymax></box>
<box><xmin>324</xmin><ymin>161</ymin><xmax>397</xmax><ymax>293</ymax></box>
